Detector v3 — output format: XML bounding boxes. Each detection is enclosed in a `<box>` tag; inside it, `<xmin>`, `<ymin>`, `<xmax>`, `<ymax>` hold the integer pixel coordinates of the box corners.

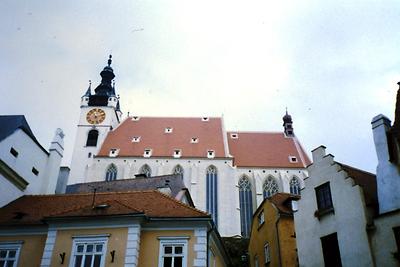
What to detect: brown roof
<box><xmin>227</xmin><ymin>132</ymin><xmax>311</xmax><ymax>168</ymax></box>
<box><xmin>98</xmin><ymin>117</ymin><xmax>228</xmax><ymax>158</ymax></box>
<box><xmin>338</xmin><ymin>163</ymin><xmax>378</xmax><ymax>214</ymax></box>
<box><xmin>269</xmin><ymin>193</ymin><xmax>300</xmax><ymax>215</ymax></box>
<box><xmin>0</xmin><ymin>191</ymin><xmax>209</xmax><ymax>226</ymax></box>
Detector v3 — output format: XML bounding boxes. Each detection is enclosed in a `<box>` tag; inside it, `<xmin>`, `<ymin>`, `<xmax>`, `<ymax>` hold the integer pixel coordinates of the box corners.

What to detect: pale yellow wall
<box><xmin>51</xmin><ymin>228</ymin><xmax>128</xmax><ymax>267</ymax></box>
<box><xmin>210</xmin><ymin>241</ymin><xmax>226</xmax><ymax>267</ymax></box>
<box><xmin>277</xmin><ymin>217</ymin><xmax>297</xmax><ymax>267</ymax></box>
<box><xmin>138</xmin><ymin>230</ymin><xmax>195</xmax><ymax>267</ymax></box>
<box><xmin>248</xmin><ymin>201</ymin><xmax>298</xmax><ymax>267</ymax></box>
<box><xmin>0</xmin><ymin>234</ymin><xmax>46</xmax><ymax>267</ymax></box>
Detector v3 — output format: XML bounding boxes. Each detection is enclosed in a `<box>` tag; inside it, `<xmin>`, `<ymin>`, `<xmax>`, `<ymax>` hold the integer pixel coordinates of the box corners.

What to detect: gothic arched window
<box><xmin>206</xmin><ymin>166</ymin><xmax>218</xmax><ymax>226</ymax></box>
<box><xmin>239</xmin><ymin>176</ymin><xmax>253</xmax><ymax>237</ymax></box>
<box><xmin>140</xmin><ymin>164</ymin><xmax>152</xmax><ymax>178</ymax></box>
<box><xmin>290</xmin><ymin>177</ymin><xmax>301</xmax><ymax>195</ymax></box>
<box><xmin>173</xmin><ymin>165</ymin><xmax>184</xmax><ymax>179</ymax></box>
<box><xmin>105</xmin><ymin>164</ymin><xmax>117</xmax><ymax>181</ymax></box>
<box><xmin>86</xmin><ymin>129</ymin><xmax>99</xmax><ymax>147</ymax></box>
<box><xmin>263</xmin><ymin>176</ymin><xmax>279</xmax><ymax>199</ymax></box>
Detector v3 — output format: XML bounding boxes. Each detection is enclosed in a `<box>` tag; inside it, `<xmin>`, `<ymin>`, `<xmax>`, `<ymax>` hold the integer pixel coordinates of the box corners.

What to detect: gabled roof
<box><xmin>338</xmin><ymin>163</ymin><xmax>378</xmax><ymax>214</ymax></box>
<box><xmin>0</xmin><ymin>115</ymin><xmax>36</xmax><ymax>142</ymax></box>
<box><xmin>65</xmin><ymin>174</ymin><xmax>194</xmax><ymax>206</ymax></box>
<box><xmin>227</xmin><ymin>132</ymin><xmax>311</xmax><ymax>168</ymax></box>
<box><xmin>0</xmin><ymin>191</ymin><xmax>209</xmax><ymax>226</ymax></box>
<box><xmin>98</xmin><ymin>117</ymin><xmax>228</xmax><ymax>158</ymax></box>
<box><xmin>269</xmin><ymin>193</ymin><xmax>300</xmax><ymax>215</ymax></box>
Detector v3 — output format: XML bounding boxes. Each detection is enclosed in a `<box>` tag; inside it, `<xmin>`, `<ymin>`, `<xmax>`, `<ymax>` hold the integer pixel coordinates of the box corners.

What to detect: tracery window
<box><xmin>206</xmin><ymin>166</ymin><xmax>218</xmax><ymax>226</ymax></box>
<box><xmin>263</xmin><ymin>176</ymin><xmax>279</xmax><ymax>198</ymax></box>
<box><xmin>105</xmin><ymin>164</ymin><xmax>117</xmax><ymax>181</ymax></box>
<box><xmin>140</xmin><ymin>164</ymin><xmax>152</xmax><ymax>178</ymax></box>
<box><xmin>290</xmin><ymin>177</ymin><xmax>301</xmax><ymax>195</ymax></box>
<box><xmin>239</xmin><ymin>176</ymin><xmax>253</xmax><ymax>237</ymax></box>
<box><xmin>173</xmin><ymin>165</ymin><xmax>184</xmax><ymax>179</ymax></box>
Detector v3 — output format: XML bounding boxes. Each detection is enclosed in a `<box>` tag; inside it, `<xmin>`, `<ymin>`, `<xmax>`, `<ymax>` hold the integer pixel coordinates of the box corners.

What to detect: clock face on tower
<box><xmin>86</xmin><ymin>108</ymin><xmax>106</xmax><ymax>124</ymax></box>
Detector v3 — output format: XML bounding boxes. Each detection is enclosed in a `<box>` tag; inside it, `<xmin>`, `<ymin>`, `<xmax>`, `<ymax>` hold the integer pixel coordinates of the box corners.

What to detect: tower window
<box><xmin>165</xmin><ymin>127</ymin><xmax>173</xmax><ymax>133</ymax></box>
<box><xmin>86</xmin><ymin>130</ymin><xmax>99</xmax><ymax>147</ymax></box>
<box><xmin>191</xmin><ymin>137</ymin><xmax>198</xmax><ymax>143</ymax></box>
<box><xmin>10</xmin><ymin>147</ymin><xmax>18</xmax><ymax>158</ymax></box>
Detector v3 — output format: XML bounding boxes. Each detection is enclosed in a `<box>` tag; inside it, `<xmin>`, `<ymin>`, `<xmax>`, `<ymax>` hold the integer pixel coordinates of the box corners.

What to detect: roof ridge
<box><xmin>153</xmin><ymin>190</ymin><xmax>209</xmax><ymax>216</ymax></box>
<box><xmin>126</xmin><ymin>116</ymin><xmax>222</xmax><ymax>120</ymax></box>
<box><xmin>337</xmin><ymin>162</ymin><xmax>376</xmax><ymax>176</ymax></box>
<box><xmin>227</xmin><ymin>131</ymin><xmax>283</xmax><ymax>134</ymax></box>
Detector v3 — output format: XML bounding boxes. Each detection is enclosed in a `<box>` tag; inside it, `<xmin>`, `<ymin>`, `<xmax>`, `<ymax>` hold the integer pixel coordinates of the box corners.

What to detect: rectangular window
<box><xmin>0</xmin><ymin>242</ymin><xmax>22</xmax><ymax>267</ymax></box>
<box><xmin>258</xmin><ymin>211</ymin><xmax>265</xmax><ymax>226</ymax></box>
<box><xmin>394</xmin><ymin>227</ymin><xmax>400</xmax><ymax>253</ymax></box>
<box><xmin>264</xmin><ymin>243</ymin><xmax>270</xmax><ymax>264</ymax></box>
<box><xmin>71</xmin><ymin>236</ymin><xmax>108</xmax><ymax>267</ymax></box>
<box><xmin>254</xmin><ymin>255</ymin><xmax>259</xmax><ymax>267</ymax></box>
<box><xmin>315</xmin><ymin>182</ymin><xmax>333</xmax><ymax>212</ymax></box>
<box><xmin>173</xmin><ymin>149</ymin><xmax>182</xmax><ymax>158</ymax></box>
<box><xmin>158</xmin><ymin>239</ymin><xmax>188</xmax><ymax>267</ymax></box>
<box><xmin>144</xmin><ymin>149</ymin><xmax>152</xmax><ymax>158</ymax></box>
<box><xmin>207</xmin><ymin>150</ymin><xmax>215</xmax><ymax>158</ymax></box>
<box><xmin>10</xmin><ymin>148</ymin><xmax>18</xmax><ymax>158</ymax></box>
<box><xmin>320</xmin><ymin>233</ymin><xmax>342</xmax><ymax>267</ymax></box>
<box><xmin>32</xmin><ymin>167</ymin><xmax>39</xmax><ymax>176</ymax></box>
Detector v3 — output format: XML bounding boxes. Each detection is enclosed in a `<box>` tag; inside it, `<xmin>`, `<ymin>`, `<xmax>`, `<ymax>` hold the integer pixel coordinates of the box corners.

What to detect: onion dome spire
<box><xmin>94</xmin><ymin>55</ymin><xmax>115</xmax><ymax>96</ymax></box>
<box><xmin>283</xmin><ymin>108</ymin><xmax>294</xmax><ymax>137</ymax></box>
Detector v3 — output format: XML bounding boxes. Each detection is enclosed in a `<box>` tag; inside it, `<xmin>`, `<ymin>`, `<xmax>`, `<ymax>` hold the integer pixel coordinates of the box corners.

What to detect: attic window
<box><xmin>109</xmin><ymin>148</ymin><xmax>119</xmax><ymax>157</ymax></box>
<box><xmin>131</xmin><ymin>116</ymin><xmax>140</xmax><ymax>121</ymax></box>
<box><xmin>289</xmin><ymin>156</ymin><xmax>298</xmax><ymax>163</ymax></box>
<box><xmin>191</xmin><ymin>137</ymin><xmax>199</xmax><ymax>143</ymax></box>
<box><xmin>132</xmin><ymin>136</ymin><xmax>141</xmax><ymax>143</ymax></box>
<box><xmin>230</xmin><ymin>133</ymin><xmax>238</xmax><ymax>139</ymax></box>
<box><xmin>32</xmin><ymin>167</ymin><xmax>39</xmax><ymax>176</ymax></box>
<box><xmin>165</xmin><ymin>127</ymin><xmax>173</xmax><ymax>133</ymax></box>
<box><xmin>144</xmin><ymin>149</ymin><xmax>152</xmax><ymax>157</ymax></box>
<box><xmin>10</xmin><ymin>147</ymin><xmax>18</xmax><ymax>158</ymax></box>
<box><xmin>202</xmin><ymin>117</ymin><xmax>209</xmax><ymax>122</ymax></box>
<box><xmin>207</xmin><ymin>150</ymin><xmax>215</xmax><ymax>158</ymax></box>
<box><xmin>173</xmin><ymin>149</ymin><xmax>182</xmax><ymax>158</ymax></box>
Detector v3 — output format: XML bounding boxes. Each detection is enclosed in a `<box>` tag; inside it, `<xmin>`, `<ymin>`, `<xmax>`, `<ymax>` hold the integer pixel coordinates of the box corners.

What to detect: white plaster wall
<box><xmin>69</xmin><ymin>105</ymin><xmax>119</xmax><ymax>185</ymax></box>
<box><xmin>371</xmin><ymin>211</ymin><xmax>400</xmax><ymax>267</ymax></box>
<box><xmin>0</xmin><ymin>130</ymin><xmax>49</xmax><ymax>200</ymax></box>
<box><xmin>0</xmin><ymin>174</ymin><xmax>23</xmax><ymax>207</ymax></box>
<box><xmin>295</xmin><ymin>148</ymin><xmax>374</xmax><ymax>267</ymax></box>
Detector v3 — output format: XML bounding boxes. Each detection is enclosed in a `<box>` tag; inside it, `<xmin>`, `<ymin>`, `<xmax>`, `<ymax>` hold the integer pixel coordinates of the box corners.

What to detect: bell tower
<box><xmin>69</xmin><ymin>55</ymin><xmax>122</xmax><ymax>185</ymax></box>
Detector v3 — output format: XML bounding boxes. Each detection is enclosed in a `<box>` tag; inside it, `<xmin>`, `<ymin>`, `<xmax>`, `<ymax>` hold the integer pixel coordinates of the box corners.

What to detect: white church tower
<box><xmin>69</xmin><ymin>55</ymin><xmax>122</xmax><ymax>184</ymax></box>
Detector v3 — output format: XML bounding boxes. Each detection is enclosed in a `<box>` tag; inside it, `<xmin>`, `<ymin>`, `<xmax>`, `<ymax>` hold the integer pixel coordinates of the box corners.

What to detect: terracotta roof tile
<box><xmin>269</xmin><ymin>193</ymin><xmax>300</xmax><ymax>215</ymax></box>
<box><xmin>0</xmin><ymin>191</ymin><xmax>209</xmax><ymax>226</ymax></box>
<box><xmin>227</xmin><ymin>132</ymin><xmax>311</xmax><ymax>168</ymax></box>
<box><xmin>98</xmin><ymin>117</ymin><xmax>228</xmax><ymax>158</ymax></box>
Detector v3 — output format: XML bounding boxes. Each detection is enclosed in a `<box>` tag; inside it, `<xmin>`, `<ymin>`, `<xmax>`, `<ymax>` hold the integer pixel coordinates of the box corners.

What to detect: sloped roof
<box><xmin>338</xmin><ymin>163</ymin><xmax>378</xmax><ymax>214</ymax></box>
<box><xmin>66</xmin><ymin>174</ymin><xmax>185</xmax><ymax>197</ymax></box>
<box><xmin>0</xmin><ymin>115</ymin><xmax>36</xmax><ymax>142</ymax></box>
<box><xmin>269</xmin><ymin>193</ymin><xmax>300</xmax><ymax>215</ymax></box>
<box><xmin>0</xmin><ymin>191</ymin><xmax>209</xmax><ymax>226</ymax></box>
<box><xmin>98</xmin><ymin>117</ymin><xmax>228</xmax><ymax>158</ymax></box>
<box><xmin>227</xmin><ymin>132</ymin><xmax>311</xmax><ymax>168</ymax></box>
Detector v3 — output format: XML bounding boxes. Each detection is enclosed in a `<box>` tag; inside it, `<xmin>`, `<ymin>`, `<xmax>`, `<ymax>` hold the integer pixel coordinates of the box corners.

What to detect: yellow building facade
<box><xmin>248</xmin><ymin>193</ymin><xmax>299</xmax><ymax>267</ymax></box>
<box><xmin>0</xmin><ymin>191</ymin><xmax>230</xmax><ymax>267</ymax></box>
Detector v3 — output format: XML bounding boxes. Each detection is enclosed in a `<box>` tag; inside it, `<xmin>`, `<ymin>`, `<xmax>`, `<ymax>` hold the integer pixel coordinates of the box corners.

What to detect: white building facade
<box><xmin>0</xmin><ymin>116</ymin><xmax>64</xmax><ymax>207</ymax></box>
<box><xmin>67</xmin><ymin>57</ymin><xmax>310</xmax><ymax>237</ymax></box>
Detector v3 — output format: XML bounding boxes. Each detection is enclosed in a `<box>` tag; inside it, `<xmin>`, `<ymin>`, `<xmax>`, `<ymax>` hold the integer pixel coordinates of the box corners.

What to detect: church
<box><xmin>68</xmin><ymin>56</ymin><xmax>310</xmax><ymax>237</ymax></box>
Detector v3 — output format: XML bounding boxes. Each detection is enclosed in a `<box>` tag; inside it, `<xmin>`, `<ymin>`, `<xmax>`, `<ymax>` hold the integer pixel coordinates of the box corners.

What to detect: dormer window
<box><xmin>202</xmin><ymin>117</ymin><xmax>209</xmax><ymax>122</ymax></box>
<box><xmin>165</xmin><ymin>127</ymin><xmax>173</xmax><ymax>133</ymax></box>
<box><xmin>144</xmin><ymin>149</ymin><xmax>152</xmax><ymax>158</ymax></box>
<box><xmin>109</xmin><ymin>148</ymin><xmax>119</xmax><ymax>157</ymax></box>
<box><xmin>131</xmin><ymin>116</ymin><xmax>140</xmax><ymax>121</ymax></box>
<box><xmin>207</xmin><ymin>150</ymin><xmax>215</xmax><ymax>158</ymax></box>
<box><xmin>191</xmin><ymin>137</ymin><xmax>199</xmax><ymax>143</ymax></box>
<box><xmin>230</xmin><ymin>133</ymin><xmax>238</xmax><ymax>139</ymax></box>
<box><xmin>132</xmin><ymin>136</ymin><xmax>141</xmax><ymax>143</ymax></box>
<box><xmin>173</xmin><ymin>149</ymin><xmax>182</xmax><ymax>158</ymax></box>
<box><xmin>289</xmin><ymin>156</ymin><xmax>298</xmax><ymax>163</ymax></box>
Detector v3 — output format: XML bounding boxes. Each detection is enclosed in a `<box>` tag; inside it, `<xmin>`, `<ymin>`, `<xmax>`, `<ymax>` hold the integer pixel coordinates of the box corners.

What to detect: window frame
<box><xmin>264</xmin><ymin>243</ymin><xmax>270</xmax><ymax>264</ymax></box>
<box><xmin>158</xmin><ymin>238</ymin><xmax>188</xmax><ymax>267</ymax></box>
<box><xmin>315</xmin><ymin>182</ymin><xmax>334</xmax><ymax>215</ymax></box>
<box><xmin>0</xmin><ymin>242</ymin><xmax>22</xmax><ymax>267</ymax></box>
<box><xmin>69</xmin><ymin>236</ymin><xmax>108</xmax><ymax>267</ymax></box>
<box><xmin>105</xmin><ymin>164</ymin><xmax>118</xmax><ymax>181</ymax></box>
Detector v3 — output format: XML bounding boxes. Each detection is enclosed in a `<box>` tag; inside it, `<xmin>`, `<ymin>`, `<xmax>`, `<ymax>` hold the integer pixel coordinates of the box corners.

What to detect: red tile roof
<box><xmin>98</xmin><ymin>117</ymin><xmax>228</xmax><ymax>158</ymax></box>
<box><xmin>227</xmin><ymin>132</ymin><xmax>311</xmax><ymax>168</ymax></box>
<box><xmin>0</xmin><ymin>191</ymin><xmax>209</xmax><ymax>226</ymax></box>
<box><xmin>269</xmin><ymin>193</ymin><xmax>300</xmax><ymax>215</ymax></box>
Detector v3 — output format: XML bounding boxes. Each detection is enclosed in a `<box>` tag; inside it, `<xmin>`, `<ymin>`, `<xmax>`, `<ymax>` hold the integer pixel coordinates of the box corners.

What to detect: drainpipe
<box><xmin>207</xmin><ymin>222</ymin><xmax>214</xmax><ymax>266</ymax></box>
<box><xmin>275</xmin><ymin>214</ymin><xmax>282</xmax><ymax>267</ymax></box>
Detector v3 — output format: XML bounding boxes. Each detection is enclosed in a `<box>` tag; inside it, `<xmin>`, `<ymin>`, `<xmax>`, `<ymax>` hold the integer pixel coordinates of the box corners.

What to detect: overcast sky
<box><xmin>1</xmin><ymin>0</ymin><xmax>399</xmax><ymax>172</ymax></box>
